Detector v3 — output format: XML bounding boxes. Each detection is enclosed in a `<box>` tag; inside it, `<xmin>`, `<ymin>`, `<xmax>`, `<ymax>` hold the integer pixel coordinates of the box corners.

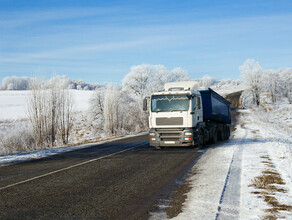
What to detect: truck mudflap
<box><xmin>149</xmin><ymin>128</ymin><xmax>200</xmax><ymax>147</ymax></box>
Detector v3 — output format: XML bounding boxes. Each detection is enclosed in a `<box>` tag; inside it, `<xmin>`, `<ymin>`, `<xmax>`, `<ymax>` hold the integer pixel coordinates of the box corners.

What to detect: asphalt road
<box><xmin>0</xmin><ymin>134</ymin><xmax>203</xmax><ymax>219</ymax></box>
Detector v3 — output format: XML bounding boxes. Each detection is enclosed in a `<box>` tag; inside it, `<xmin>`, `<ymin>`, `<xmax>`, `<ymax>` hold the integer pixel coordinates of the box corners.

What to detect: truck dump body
<box><xmin>200</xmin><ymin>89</ymin><xmax>231</xmax><ymax>124</ymax></box>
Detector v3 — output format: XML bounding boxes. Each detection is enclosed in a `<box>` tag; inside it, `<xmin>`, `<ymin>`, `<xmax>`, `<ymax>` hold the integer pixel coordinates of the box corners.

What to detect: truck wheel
<box><xmin>197</xmin><ymin>130</ymin><xmax>204</xmax><ymax>148</ymax></box>
<box><xmin>223</xmin><ymin>128</ymin><xmax>227</xmax><ymax>140</ymax></box>
<box><xmin>226</xmin><ymin>127</ymin><xmax>230</xmax><ymax>140</ymax></box>
<box><xmin>212</xmin><ymin>129</ymin><xmax>218</xmax><ymax>144</ymax></box>
<box><xmin>224</xmin><ymin>127</ymin><xmax>228</xmax><ymax>140</ymax></box>
<box><xmin>156</xmin><ymin>146</ymin><xmax>162</xmax><ymax>150</ymax></box>
<box><xmin>218</xmin><ymin>129</ymin><xmax>224</xmax><ymax>141</ymax></box>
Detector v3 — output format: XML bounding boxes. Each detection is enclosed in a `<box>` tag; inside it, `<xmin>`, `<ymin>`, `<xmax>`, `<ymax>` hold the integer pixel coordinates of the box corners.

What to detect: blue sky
<box><xmin>0</xmin><ymin>0</ymin><xmax>292</xmax><ymax>84</ymax></box>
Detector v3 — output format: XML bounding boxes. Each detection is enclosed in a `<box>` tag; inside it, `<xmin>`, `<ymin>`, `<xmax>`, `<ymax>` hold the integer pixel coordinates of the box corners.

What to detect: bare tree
<box><xmin>28</xmin><ymin>78</ymin><xmax>73</xmax><ymax>148</ymax></box>
<box><xmin>280</xmin><ymin>69</ymin><xmax>292</xmax><ymax>103</ymax></box>
<box><xmin>103</xmin><ymin>84</ymin><xmax>120</xmax><ymax>136</ymax></box>
<box><xmin>88</xmin><ymin>87</ymin><xmax>105</xmax><ymax>133</ymax></box>
<box><xmin>201</xmin><ymin>75</ymin><xmax>216</xmax><ymax>89</ymax></box>
<box><xmin>122</xmin><ymin>64</ymin><xmax>154</xmax><ymax>98</ymax></box>
<box><xmin>240</xmin><ymin>59</ymin><xmax>262</xmax><ymax>106</ymax></box>
<box><xmin>261</xmin><ymin>70</ymin><xmax>280</xmax><ymax>104</ymax></box>
<box><xmin>170</xmin><ymin>67</ymin><xmax>190</xmax><ymax>82</ymax></box>
<box><xmin>59</xmin><ymin>89</ymin><xmax>73</xmax><ymax>144</ymax></box>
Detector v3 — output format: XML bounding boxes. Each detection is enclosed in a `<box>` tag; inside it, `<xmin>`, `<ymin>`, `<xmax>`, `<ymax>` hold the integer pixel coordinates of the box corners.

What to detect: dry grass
<box><xmin>251</xmin><ymin>129</ymin><xmax>260</xmax><ymax>134</ymax></box>
<box><xmin>248</xmin><ymin>154</ymin><xmax>292</xmax><ymax>219</ymax></box>
<box><xmin>260</xmin><ymin>155</ymin><xmax>272</xmax><ymax>160</ymax></box>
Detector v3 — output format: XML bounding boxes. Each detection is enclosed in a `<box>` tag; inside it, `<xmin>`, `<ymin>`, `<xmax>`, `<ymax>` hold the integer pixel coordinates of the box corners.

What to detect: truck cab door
<box><xmin>192</xmin><ymin>96</ymin><xmax>203</xmax><ymax>127</ymax></box>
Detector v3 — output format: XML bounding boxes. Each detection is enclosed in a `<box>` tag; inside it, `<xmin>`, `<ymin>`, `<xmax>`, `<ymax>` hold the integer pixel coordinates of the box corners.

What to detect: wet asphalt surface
<box><xmin>0</xmin><ymin>134</ymin><xmax>203</xmax><ymax>219</ymax></box>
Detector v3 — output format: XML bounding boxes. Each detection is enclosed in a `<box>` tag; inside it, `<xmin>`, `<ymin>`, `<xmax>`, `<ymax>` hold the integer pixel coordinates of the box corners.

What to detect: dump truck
<box><xmin>143</xmin><ymin>81</ymin><xmax>231</xmax><ymax>149</ymax></box>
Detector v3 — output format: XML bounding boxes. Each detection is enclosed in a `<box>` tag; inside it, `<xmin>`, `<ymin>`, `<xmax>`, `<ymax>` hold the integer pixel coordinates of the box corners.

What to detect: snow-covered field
<box><xmin>0</xmin><ymin>90</ymin><xmax>96</xmax><ymax>155</ymax></box>
<box><xmin>157</xmin><ymin>109</ymin><xmax>291</xmax><ymax>220</ymax></box>
<box><xmin>0</xmin><ymin>90</ymin><xmax>94</xmax><ymax>121</ymax></box>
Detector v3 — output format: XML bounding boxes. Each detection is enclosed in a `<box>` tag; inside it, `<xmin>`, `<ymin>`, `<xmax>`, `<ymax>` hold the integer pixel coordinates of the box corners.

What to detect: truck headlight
<box><xmin>149</xmin><ymin>133</ymin><xmax>155</xmax><ymax>136</ymax></box>
<box><xmin>185</xmin><ymin>132</ymin><xmax>193</xmax><ymax>136</ymax></box>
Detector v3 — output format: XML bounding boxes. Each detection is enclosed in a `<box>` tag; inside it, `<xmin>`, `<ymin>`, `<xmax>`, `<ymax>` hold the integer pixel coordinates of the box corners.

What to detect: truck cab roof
<box><xmin>152</xmin><ymin>81</ymin><xmax>201</xmax><ymax>96</ymax></box>
<box><xmin>164</xmin><ymin>81</ymin><xmax>200</xmax><ymax>92</ymax></box>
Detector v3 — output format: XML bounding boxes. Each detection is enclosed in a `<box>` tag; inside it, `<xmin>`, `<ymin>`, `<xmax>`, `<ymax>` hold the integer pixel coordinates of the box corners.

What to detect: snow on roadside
<box><xmin>167</xmin><ymin>109</ymin><xmax>292</xmax><ymax>220</ymax></box>
<box><xmin>253</xmin><ymin>108</ymin><xmax>292</xmax><ymax>197</ymax></box>
<box><xmin>171</xmin><ymin>143</ymin><xmax>235</xmax><ymax>219</ymax></box>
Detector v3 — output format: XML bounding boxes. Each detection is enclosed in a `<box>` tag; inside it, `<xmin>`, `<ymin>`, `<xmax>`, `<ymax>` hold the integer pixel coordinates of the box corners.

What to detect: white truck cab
<box><xmin>145</xmin><ymin>81</ymin><xmax>205</xmax><ymax>148</ymax></box>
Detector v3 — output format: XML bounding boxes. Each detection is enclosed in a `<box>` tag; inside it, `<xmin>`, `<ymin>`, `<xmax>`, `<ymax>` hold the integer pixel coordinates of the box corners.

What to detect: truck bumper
<box><xmin>149</xmin><ymin>128</ymin><xmax>199</xmax><ymax>147</ymax></box>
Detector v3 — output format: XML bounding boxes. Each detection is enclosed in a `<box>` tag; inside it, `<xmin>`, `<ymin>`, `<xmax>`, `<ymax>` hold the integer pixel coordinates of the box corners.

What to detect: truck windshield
<box><xmin>151</xmin><ymin>94</ymin><xmax>190</xmax><ymax>112</ymax></box>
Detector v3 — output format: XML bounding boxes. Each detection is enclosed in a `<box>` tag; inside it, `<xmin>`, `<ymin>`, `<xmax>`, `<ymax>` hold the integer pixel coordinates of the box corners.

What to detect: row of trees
<box><xmin>88</xmin><ymin>64</ymin><xmax>192</xmax><ymax>135</ymax></box>
<box><xmin>240</xmin><ymin>59</ymin><xmax>292</xmax><ymax>105</ymax></box>
<box><xmin>0</xmin><ymin>75</ymin><xmax>99</xmax><ymax>90</ymax></box>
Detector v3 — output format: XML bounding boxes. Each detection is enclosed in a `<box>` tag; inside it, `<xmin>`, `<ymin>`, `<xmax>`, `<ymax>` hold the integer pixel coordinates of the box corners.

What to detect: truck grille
<box><xmin>156</xmin><ymin>117</ymin><xmax>183</xmax><ymax>126</ymax></box>
<box><xmin>157</xmin><ymin>129</ymin><xmax>183</xmax><ymax>142</ymax></box>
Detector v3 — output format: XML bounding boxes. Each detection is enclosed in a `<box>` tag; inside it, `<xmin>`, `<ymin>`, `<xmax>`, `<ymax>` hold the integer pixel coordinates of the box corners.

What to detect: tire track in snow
<box><xmin>215</xmin><ymin>111</ymin><xmax>249</xmax><ymax>220</ymax></box>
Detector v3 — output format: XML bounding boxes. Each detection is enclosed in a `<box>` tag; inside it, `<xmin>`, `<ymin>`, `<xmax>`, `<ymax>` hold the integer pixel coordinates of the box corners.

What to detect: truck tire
<box><xmin>223</xmin><ymin>127</ymin><xmax>227</xmax><ymax>140</ymax></box>
<box><xmin>218</xmin><ymin>129</ymin><xmax>224</xmax><ymax>141</ymax></box>
<box><xmin>156</xmin><ymin>146</ymin><xmax>162</xmax><ymax>150</ymax></box>
<box><xmin>212</xmin><ymin>129</ymin><xmax>218</xmax><ymax>144</ymax></box>
<box><xmin>226</xmin><ymin>127</ymin><xmax>230</xmax><ymax>140</ymax></box>
<box><xmin>224</xmin><ymin>127</ymin><xmax>228</xmax><ymax>140</ymax></box>
<box><xmin>197</xmin><ymin>129</ymin><xmax>204</xmax><ymax>148</ymax></box>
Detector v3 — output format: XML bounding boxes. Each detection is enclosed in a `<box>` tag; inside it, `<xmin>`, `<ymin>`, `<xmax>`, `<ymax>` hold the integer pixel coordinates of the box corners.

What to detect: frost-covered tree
<box><xmin>170</xmin><ymin>67</ymin><xmax>190</xmax><ymax>82</ymax></box>
<box><xmin>122</xmin><ymin>64</ymin><xmax>190</xmax><ymax>131</ymax></box>
<box><xmin>279</xmin><ymin>69</ymin><xmax>292</xmax><ymax>103</ymax></box>
<box><xmin>240</xmin><ymin>59</ymin><xmax>262</xmax><ymax>106</ymax></box>
<box><xmin>122</xmin><ymin>64</ymin><xmax>190</xmax><ymax>98</ymax></box>
<box><xmin>103</xmin><ymin>84</ymin><xmax>120</xmax><ymax>135</ymax></box>
<box><xmin>1</xmin><ymin>76</ymin><xmax>32</xmax><ymax>90</ymax></box>
<box><xmin>122</xmin><ymin>64</ymin><xmax>154</xmax><ymax>99</ymax></box>
<box><xmin>201</xmin><ymin>75</ymin><xmax>216</xmax><ymax>89</ymax></box>
<box><xmin>0</xmin><ymin>75</ymin><xmax>99</xmax><ymax>90</ymax></box>
<box><xmin>44</xmin><ymin>75</ymin><xmax>70</xmax><ymax>89</ymax></box>
<box><xmin>88</xmin><ymin>85</ymin><xmax>148</xmax><ymax>135</ymax></box>
<box><xmin>88</xmin><ymin>87</ymin><xmax>106</xmax><ymax>133</ymax></box>
<box><xmin>28</xmin><ymin>79</ymin><xmax>73</xmax><ymax>147</ymax></box>
<box><xmin>261</xmin><ymin>70</ymin><xmax>280</xmax><ymax>103</ymax></box>
<box><xmin>151</xmin><ymin>65</ymin><xmax>171</xmax><ymax>92</ymax></box>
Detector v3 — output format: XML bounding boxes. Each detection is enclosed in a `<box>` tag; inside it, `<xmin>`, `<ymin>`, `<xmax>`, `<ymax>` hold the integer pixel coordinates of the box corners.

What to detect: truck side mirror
<box><xmin>143</xmin><ymin>97</ymin><xmax>149</xmax><ymax>111</ymax></box>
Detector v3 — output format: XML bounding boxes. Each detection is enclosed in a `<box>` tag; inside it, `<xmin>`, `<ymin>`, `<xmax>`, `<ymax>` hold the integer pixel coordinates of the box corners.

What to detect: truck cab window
<box><xmin>197</xmin><ymin>97</ymin><xmax>201</xmax><ymax>109</ymax></box>
<box><xmin>192</xmin><ymin>96</ymin><xmax>196</xmax><ymax>110</ymax></box>
<box><xmin>151</xmin><ymin>94</ymin><xmax>190</xmax><ymax>112</ymax></box>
